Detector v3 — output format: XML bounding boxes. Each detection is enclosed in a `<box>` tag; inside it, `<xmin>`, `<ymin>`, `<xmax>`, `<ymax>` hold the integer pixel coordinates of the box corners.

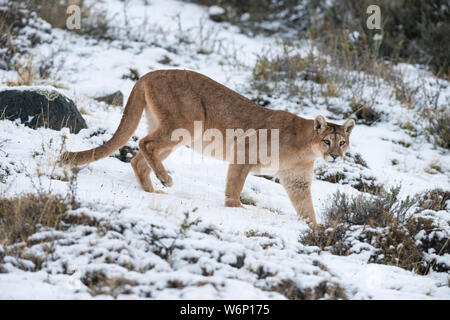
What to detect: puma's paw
<box><xmin>225</xmin><ymin>199</ymin><xmax>244</xmax><ymax>208</ymax></box>
<box><xmin>142</xmin><ymin>186</ymin><xmax>154</xmax><ymax>193</ymax></box>
<box><xmin>159</xmin><ymin>174</ymin><xmax>173</xmax><ymax>187</ymax></box>
<box><xmin>154</xmin><ymin>190</ymin><xmax>167</xmax><ymax>194</ymax></box>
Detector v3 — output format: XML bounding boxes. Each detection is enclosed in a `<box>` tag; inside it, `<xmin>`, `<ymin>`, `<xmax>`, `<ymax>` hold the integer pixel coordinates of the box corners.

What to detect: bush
<box><xmin>417</xmin><ymin>189</ymin><xmax>450</xmax><ymax>211</ymax></box>
<box><xmin>314</xmin><ymin>152</ymin><xmax>384</xmax><ymax>195</ymax></box>
<box><xmin>300</xmin><ymin>223</ymin><xmax>350</xmax><ymax>255</ymax></box>
<box><xmin>327</xmin><ymin>186</ymin><xmax>416</xmax><ymax>226</ymax></box>
<box><xmin>299</xmin><ymin>187</ymin><xmax>449</xmax><ymax>274</ymax></box>
<box><xmin>424</xmin><ymin>108</ymin><xmax>450</xmax><ymax>149</ymax></box>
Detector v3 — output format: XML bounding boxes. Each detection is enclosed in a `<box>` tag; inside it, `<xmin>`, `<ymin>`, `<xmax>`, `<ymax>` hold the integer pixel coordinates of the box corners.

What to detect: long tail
<box><xmin>60</xmin><ymin>83</ymin><xmax>146</xmax><ymax>166</ymax></box>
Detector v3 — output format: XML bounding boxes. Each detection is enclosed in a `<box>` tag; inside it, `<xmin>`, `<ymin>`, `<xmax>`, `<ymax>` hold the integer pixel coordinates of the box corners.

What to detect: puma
<box><xmin>61</xmin><ymin>70</ymin><xmax>355</xmax><ymax>225</ymax></box>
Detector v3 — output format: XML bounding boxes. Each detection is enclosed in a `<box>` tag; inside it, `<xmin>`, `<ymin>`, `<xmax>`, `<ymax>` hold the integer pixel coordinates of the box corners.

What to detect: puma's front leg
<box><xmin>225</xmin><ymin>164</ymin><xmax>252</xmax><ymax>207</ymax></box>
<box><xmin>279</xmin><ymin>163</ymin><xmax>317</xmax><ymax>225</ymax></box>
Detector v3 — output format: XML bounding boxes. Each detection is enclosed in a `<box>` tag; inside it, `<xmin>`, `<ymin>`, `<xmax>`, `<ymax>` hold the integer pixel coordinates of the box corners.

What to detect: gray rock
<box><xmin>94</xmin><ymin>91</ymin><xmax>124</xmax><ymax>106</ymax></box>
<box><xmin>0</xmin><ymin>88</ymin><xmax>87</xmax><ymax>133</ymax></box>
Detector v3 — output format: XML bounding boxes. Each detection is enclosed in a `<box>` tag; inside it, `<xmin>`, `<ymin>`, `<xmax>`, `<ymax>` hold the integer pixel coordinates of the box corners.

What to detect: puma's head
<box><xmin>313</xmin><ymin>115</ymin><xmax>355</xmax><ymax>163</ymax></box>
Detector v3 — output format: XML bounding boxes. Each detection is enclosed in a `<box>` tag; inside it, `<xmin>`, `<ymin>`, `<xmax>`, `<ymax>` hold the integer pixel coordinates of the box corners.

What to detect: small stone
<box><xmin>94</xmin><ymin>91</ymin><xmax>124</xmax><ymax>107</ymax></box>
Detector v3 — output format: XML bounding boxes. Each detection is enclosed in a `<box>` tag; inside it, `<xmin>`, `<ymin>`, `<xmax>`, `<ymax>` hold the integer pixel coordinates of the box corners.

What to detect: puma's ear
<box><xmin>314</xmin><ymin>115</ymin><xmax>327</xmax><ymax>134</ymax></box>
<box><xmin>343</xmin><ymin>119</ymin><xmax>355</xmax><ymax>135</ymax></box>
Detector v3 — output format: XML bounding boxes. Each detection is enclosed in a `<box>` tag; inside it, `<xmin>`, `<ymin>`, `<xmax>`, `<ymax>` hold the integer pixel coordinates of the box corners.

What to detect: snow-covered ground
<box><xmin>0</xmin><ymin>0</ymin><xmax>449</xmax><ymax>299</ymax></box>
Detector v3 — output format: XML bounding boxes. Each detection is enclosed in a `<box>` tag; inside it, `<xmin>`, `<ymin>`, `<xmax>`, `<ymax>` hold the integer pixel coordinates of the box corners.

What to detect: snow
<box><xmin>0</xmin><ymin>0</ymin><xmax>449</xmax><ymax>300</ymax></box>
<box><xmin>208</xmin><ymin>6</ymin><xmax>225</xmax><ymax>16</ymax></box>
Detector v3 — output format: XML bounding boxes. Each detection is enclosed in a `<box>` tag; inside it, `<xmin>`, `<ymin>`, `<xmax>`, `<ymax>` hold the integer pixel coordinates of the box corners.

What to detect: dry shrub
<box><xmin>369</xmin><ymin>216</ymin><xmax>449</xmax><ymax>274</ymax></box>
<box><xmin>417</xmin><ymin>189</ymin><xmax>450</xmax><ymax>211</ymax></box>
<box><xmin>326</xmin><ymin>186</ymin><xmax>416</xmax><ymax>226</ymax></box>
<box><xmin>0</xmin><ymin>164</ymin><xmax>84</xmax><ymax>249</ymax></box>
<box><xmin>300</xmin><ymin>187</ymin><xmax>449</xmax><ymax>274</ymax></box>
<box><xmin>300</xmin><ymin>223</ymin><xmax>350</xmax><ymax>255</ymax></box>
<box><xmin>81</xmin><ymin>270</ymin><xmax>137</xmax><ymax>298</ymax></box>
<box><xmin>314</xmin><ymin>152</ymin><xmax>383</xmax><ymax>195</ymax></box>
<box><xmin>0</xmin><ymin>193</ymin><xmax>67</xmax><ymax>246</ymax></box>
<box><xmin>251</xmin><ymin>46</ymin><xmax>327</xmax><ymax>96</ymax></box>
<box><xmin>269</xmin><ymin>279</ymin><xmax>347</xmax><ymax>300</ymax></box>
<box><xmin>314</xmin><ymin>169</ymin><xmax>383</xmax><ymax>196</ymax></box>
<box><xmin>5</xmin><ymin>55</ymin><xmax>39</xmax><ymax>86</ymax></box>
<box><xmin>424</xmin><ymin>108</ymin><xmax>450</xmax><ymax>150</ymax></box>
<box><xmin>348</xmin><ymin>99</ymin><xmax>382</xmax><ymax>125</ymax></box>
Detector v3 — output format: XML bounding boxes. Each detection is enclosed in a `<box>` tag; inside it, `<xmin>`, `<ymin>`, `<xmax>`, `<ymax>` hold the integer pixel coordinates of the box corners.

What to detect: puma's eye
<box><xmin>339</xmin><ymin>141</ymin><xmax>346</xmax><ymax>146</ymax></box>
<box><xmin>323</xmin><ymin>140</ymin><xmax>331</xmax><ymax>146</ymax></box>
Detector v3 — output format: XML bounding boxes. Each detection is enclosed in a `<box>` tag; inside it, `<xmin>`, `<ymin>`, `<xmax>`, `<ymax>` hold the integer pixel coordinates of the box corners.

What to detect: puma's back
<box><xmin>140</xmin><ymin>69</ymin><xmax>280</xmax><ymax>131</ymax></box>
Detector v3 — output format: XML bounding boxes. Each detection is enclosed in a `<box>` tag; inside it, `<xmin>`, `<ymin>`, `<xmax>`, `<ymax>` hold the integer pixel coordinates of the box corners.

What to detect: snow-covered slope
<box><xmin>0</xmin><ymin>0</ymin><xmax>448</xmax><ymax>299</ymax></box>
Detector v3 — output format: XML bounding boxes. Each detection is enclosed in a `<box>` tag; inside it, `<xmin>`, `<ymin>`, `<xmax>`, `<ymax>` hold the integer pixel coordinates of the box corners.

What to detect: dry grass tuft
<box><xmin>0</xmin><ymin>193</ymin><xmax>68</xmax><ymax>247</ymax></box>
<box><xmin>251</xmin><ymin>46</ymin><xmax>327</xmax><ymax>96</ymax></box>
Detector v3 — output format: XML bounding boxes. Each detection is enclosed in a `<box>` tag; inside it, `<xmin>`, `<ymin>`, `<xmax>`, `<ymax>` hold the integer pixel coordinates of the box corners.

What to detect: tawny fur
<box><xmin>61</xmin><ymin>70</ymin><xmax>355</xmax><ymax>225</ymax></box>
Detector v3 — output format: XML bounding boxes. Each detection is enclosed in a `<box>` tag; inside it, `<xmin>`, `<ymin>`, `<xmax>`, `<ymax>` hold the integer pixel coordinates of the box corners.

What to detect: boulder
<box><xmin>0</xmin><ymin>88</ymin><xmax>87</xmax><ymax>133</ymax></box>
<box><xmin>94</xmin><ymin>91</ymin><xmax>124</xmax><ymax>106</ymax></box>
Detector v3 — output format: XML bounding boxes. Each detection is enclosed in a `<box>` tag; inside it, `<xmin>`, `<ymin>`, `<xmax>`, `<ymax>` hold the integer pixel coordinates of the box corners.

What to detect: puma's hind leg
<box><xmin>131</xmin><ymin>151</ymin><xmax>154</xmax><ymax>192</ymax></box>
<box><xmin>138</xmin><ymin>131</ymin><xmax>177</xmax><ymax>187</ymax></box>
<box><xmin>131</xmin><ymin>148</ymin><xmax>175</xmax><ymax>192</ymax></box>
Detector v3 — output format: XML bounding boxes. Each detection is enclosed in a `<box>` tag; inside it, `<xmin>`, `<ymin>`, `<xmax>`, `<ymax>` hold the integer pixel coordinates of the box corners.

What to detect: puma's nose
<box><xmin>330</xmin><ymin>154</ymin><xmax>338</xmax><ymax>160</ymax></box>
